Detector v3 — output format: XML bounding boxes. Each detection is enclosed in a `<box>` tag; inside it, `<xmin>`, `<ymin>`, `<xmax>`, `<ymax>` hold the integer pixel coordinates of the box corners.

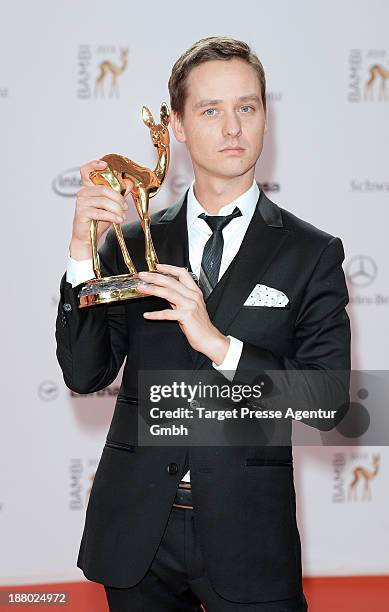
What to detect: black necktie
<box><xmin>198</xmin><ymin>206</ymin><xmax>242</xmax><ymax>298</ymax></box>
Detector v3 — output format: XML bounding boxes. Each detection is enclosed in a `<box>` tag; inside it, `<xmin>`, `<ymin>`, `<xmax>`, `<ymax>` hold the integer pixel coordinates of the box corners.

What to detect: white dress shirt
<box><xmin>66</xmin><ymin>179</ymin><xmax>260</xmax><ymax>482</ymax></box>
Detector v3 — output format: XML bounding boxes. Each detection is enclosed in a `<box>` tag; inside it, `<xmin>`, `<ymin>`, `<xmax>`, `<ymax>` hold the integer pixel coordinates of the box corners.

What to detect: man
<box><xmin>56</xmin><ymin>36</ymin><xmax>351</xmax><ymax>611</ymax></box>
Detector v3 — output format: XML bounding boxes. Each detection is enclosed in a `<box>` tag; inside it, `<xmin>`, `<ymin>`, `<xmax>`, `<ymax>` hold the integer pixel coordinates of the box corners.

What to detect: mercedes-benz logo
<box><xmin>346</xmin><ymin>255</ymin><xmax>377</xmax><ymax>288</ymax></box>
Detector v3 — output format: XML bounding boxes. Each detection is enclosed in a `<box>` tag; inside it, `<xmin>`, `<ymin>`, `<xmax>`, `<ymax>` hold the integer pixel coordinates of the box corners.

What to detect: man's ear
<box><xmin>170</xmin><ymin>110</ymin><xmax>186</xmax><ymax>143</ymax></box>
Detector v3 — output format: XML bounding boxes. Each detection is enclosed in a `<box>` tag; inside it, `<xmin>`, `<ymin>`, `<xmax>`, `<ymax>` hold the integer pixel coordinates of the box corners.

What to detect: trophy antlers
<box><xmin>89</xmin><ymin>102</ymin><xmax>171</xmax><ymax>278</ymax></box>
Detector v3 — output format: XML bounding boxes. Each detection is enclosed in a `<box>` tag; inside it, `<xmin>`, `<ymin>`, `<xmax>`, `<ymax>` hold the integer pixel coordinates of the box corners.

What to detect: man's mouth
<box><xmin>220</xmin><ymin>146</ymin><xmax>245</xmax><ymax>152</ymax></box>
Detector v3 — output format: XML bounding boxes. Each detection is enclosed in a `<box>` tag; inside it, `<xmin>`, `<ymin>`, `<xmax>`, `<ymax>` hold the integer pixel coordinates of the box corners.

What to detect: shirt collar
<box><xmin>186</xmin><ymin>179</ymin><xmax>260</xmax><ymax>229</ymax></box>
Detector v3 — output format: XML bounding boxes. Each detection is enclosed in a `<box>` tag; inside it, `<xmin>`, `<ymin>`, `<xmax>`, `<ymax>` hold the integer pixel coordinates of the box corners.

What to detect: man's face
<box><xmin>171</xmin><ymin>58</ymin><xmax>267</xmax><ymax>181</ymax></box>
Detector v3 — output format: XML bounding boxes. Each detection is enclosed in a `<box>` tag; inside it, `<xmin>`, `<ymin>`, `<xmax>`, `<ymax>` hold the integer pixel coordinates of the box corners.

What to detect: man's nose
<box><xmin>222</xmin><ymin>111</ymin><xmax>242</xmax><ymax>138</ymax></box>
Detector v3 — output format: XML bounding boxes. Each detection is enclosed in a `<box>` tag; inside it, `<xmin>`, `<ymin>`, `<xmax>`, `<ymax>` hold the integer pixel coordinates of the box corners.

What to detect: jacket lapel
<box><xmin>151</xmin><ymin>191</ymin><xmax>192</xmax><ymax>271</ymax></box>
<box><xmin>150</xmin><ymin>192</ymin><xmax>198</xmax><ymax>364</ymax></box>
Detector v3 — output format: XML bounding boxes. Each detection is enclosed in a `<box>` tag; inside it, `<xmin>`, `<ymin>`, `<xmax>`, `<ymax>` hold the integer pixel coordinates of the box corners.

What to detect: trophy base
<box><xmin>78</xmin><ymin>273</ymin><xmax>153</xmax><ymax>308</ymax></box>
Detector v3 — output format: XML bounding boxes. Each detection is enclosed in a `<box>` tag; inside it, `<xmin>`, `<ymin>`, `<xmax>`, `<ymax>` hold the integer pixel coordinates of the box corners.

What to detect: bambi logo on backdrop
<box><xmin>348</xmin><ymin>48</ymin><xmax>389</xmax><ymax>102</ymax></box>
<box><xmin>348</xmin><ymin>453</ymin><xmax>380</xmax><ymax>501</ymax></box>
<box><xmin>69</xmin><ymin>458</ymin><xmax>98</xmax><ymax>510</ymax></box>
<box><xmin>77</xmin><ymin>45</ymin><xmax>129</xmax><ymax>99</ymax></box>
<box><xmin>333</xmin><ymin>451</ymin><xmax>381</xmax><ymax>503</ymax></box>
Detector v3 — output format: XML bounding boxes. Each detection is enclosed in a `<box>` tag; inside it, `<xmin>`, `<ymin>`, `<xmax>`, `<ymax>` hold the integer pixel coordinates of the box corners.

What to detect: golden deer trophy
<box><xmin>78</xmin><ymin>103</ymin><xmax>170</xmax><ymax>308</ymax></box>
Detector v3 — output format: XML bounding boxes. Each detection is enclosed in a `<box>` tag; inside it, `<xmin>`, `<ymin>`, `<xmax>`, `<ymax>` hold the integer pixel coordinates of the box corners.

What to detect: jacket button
<box><xmin>167</xmin><ymin>462</ymin><xmax>178</xmax><ymax>475</ymax></box>
<box><xmin>63</xmin><ymin>303</ymin><xmax>72</xmax><ymax>312</ymax></box>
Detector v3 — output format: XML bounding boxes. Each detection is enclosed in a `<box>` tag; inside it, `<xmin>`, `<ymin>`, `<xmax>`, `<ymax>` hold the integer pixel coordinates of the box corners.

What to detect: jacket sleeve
<box><xmin>55</xmin><ymin>228</ymin><xmax>129</xmax><ymax>394</ymax></box>
<box><xmin>234</xmin><ymin>236</ymin><xmax>351</xmax><ymax>431</ymax></box>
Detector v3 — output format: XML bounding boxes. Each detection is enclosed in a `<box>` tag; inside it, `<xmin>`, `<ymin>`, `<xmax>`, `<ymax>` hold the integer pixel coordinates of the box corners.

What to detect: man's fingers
<box><xmin>136</xmin><ymin>282</ymin><xmax>190</xmax><ymax>307</ymax></box>
<box><xmin>138</xmin><ymin>270</ymin><xmax>197</xmax><ymax>301</ymax></box>
<box><xmin>77</xmin><ymin>196</ymin><xmax>126</xmax><ymax>223</ymax></box>
<box><xmin>143</xmin><ymin>309</ymin><xmax>181</xmax><ymax>321</ymax></box>
<box><xmin>80</xmin><ymin>160</ymin><xmax>108</xmax><ymax>186</ymax></box>
<box><xmin>155</xmin><ymin>263</ymin><xmax>201</xmax><ymax>291</ymax></box>
<box><xmin>78</xmin><ymin>185</ymin><xmax>127</xmax><ymax>209</ymax></box>
<box><xmin>80</xmin><ymin>207</ymin><xmax>124</xmax><ymax>225</ymax></box>
<box><xmin>80</xmin><ymin>197</ymin><xmax>126</xmax><ymax>216</ymax></box>
<box><xmin>80</xmin><ymin>161</ymin><xmax>135</xmax><ymax>199</ymax></box>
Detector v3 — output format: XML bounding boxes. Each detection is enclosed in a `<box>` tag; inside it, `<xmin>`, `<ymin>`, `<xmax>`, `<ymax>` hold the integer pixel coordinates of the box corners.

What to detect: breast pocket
<box><xmin>230</xmin><ymin>304</ymin><xmax>294</xmax><ymax>345</ymax></box>
<box><xmin>241</xmin><ymin>304</ymin><xmax>291</xmax><ymax>310</ymax></box>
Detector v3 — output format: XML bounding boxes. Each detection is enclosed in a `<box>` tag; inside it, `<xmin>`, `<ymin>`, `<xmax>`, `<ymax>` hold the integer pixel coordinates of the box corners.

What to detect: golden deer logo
<box><xmin>348</xmin><ymin>453</ymin><xmax>380</xmax><ymax>501</ymax></box>
<box><xmin>365</xmin><ymin>65</ymin><xmax>389</xmax><ymax>101</ymax></box>
<box><xmin>95</xmin><ymin>48</ymin><xmax>128</xmax><ymax>98</ymax></box>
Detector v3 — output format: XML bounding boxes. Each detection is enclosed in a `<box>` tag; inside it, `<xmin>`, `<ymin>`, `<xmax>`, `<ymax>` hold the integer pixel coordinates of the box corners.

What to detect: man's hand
<box><xmin>69</xmin><ymin>159</ymin><xmax>134</xmax><ymax>260</ymax></box>
<box><xmin>137</xmin><ymin>263</ymin><xmax>230</xmax><ymax>364</ymax></box>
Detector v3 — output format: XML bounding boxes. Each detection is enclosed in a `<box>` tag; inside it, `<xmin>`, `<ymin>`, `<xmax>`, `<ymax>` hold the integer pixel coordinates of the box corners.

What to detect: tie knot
<box><xmin>198</xmin><ymin>206</ymin><xmax>242</xmax><ymax>233</ymax></box>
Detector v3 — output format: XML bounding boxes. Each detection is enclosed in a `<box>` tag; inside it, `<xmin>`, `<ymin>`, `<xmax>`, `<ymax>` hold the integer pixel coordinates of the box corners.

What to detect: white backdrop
<box><xmin>0</xmin><ymin>0</ymin><xmax>388</xmax><ymax>585</ymax></box>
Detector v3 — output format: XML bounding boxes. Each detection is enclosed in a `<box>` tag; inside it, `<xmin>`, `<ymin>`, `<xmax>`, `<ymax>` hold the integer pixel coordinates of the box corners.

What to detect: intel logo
<box><xmin>53</xmin><ymin>167</ymin><xmax>82</xmax><ymax>197</ymax></box>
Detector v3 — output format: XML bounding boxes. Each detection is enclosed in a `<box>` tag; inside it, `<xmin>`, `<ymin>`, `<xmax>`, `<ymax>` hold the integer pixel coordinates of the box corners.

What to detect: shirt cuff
<box><xmin>212</xmin><ymin>335</ymin><xmax>243</xmax><ymax>382</ymax></box>
<box><xmin>66</xmin><ymin>252</ymin><xmax>97</xmax><ymax>287</ymax></box>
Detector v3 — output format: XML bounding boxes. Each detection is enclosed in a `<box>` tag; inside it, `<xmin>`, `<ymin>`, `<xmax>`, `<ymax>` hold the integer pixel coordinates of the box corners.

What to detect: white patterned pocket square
<box><xmin>243</xmin><ymin>284</ymin><xmax>289</xmax><ymax>307</ymax></box>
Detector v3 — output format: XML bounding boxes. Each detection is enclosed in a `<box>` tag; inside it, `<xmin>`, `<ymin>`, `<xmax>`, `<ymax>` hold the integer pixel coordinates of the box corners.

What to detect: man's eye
<box><xmin>204</xmin><ymin>108</ymin><xmax>217</xmax><ymax>116</ymax></box>
<box><xmin>240</xmin><ymin>105</ymin><xmax>253</xmax><ymax>113</ymax></box>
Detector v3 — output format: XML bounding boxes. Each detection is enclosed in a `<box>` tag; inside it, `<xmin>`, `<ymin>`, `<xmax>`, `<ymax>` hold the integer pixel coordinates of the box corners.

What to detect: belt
<box><xmin>172</xmin><ymin>481</ymin><xmax>193</xmax><ymax>509</ymax></box>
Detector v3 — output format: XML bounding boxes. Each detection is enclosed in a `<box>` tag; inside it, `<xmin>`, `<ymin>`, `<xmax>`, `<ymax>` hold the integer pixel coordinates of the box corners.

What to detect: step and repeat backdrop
<box><xmin>1</xmin><ymin>0</ymin><xmax>388</xmax><ymax>585</ymax></box>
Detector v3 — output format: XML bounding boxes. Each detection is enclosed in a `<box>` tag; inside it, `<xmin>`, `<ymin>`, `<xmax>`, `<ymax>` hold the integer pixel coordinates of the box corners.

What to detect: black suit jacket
<box><xmin>55</xmin><ymin>187</ymin><xmax>351</xmax><ymax>603</ymax></box>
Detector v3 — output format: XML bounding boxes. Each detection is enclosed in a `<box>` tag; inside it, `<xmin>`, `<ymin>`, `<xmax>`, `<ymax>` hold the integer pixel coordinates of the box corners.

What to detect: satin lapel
<box><xmin>150</xmin><ymin>191</ymin><xmax>198</xmax><ymax>365</ymax></box>
<box><xmin>192</xmin><ymin>190</ymin><xmax>290</xmax><ymax>370</ymax></box>
<box><xmin>151</xmin><ymin>191</ymin><xmax>192</xmax><ymax>271</ymax></box>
